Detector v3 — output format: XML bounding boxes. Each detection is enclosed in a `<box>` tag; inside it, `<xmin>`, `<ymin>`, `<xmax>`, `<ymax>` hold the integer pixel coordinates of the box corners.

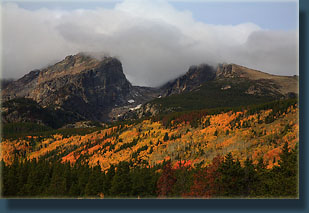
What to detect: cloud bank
<box><xmin>1</xmin><ymin>0</ymin><xmax>298</xmax><ymax>87</ymax></box>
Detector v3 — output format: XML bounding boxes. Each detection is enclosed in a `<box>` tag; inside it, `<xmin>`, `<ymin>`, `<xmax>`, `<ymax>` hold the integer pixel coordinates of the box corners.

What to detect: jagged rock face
<box><xmin>161</xmin><ymin>64</ymin><xmax>216</xmax><ymax>96</ymax></box>
<box><xmin>2</xmin><ymin>55</ymin><xmax>298</xmax><ymax>125</ymax></box>
<box><xmin>126</xmin><ymin>63</ymin><xmax>298</xmax><ymax>121</ymax></box>
<box><xmin>216</xmin><ymin>64</ymin><xmax>240</xmax><ymax>78</ymax></box>
<box><xmin>122</xmin><ymin>64</ymin><xmax>217</xmax><ymax>120</ymax></box>
<box><xmin>108</xmin><ymin>86</ymin><xmax>162</xmax><ymax>121</ymax></box>
<box><xmin>2</xmin><ymin>54</ymin><xmax>134</xmax><ymax>121</ymax></box>
<box><xmin>216</xmin><ymin>63</ymin><xmax>298</xmax><ymax>97</ymax></box>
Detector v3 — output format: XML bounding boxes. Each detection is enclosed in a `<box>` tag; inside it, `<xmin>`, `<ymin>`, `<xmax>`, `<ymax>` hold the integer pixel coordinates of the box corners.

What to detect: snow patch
<box><xmin>128</xmin><ymin>99</ymin><xmax>135</xmax><ymax>103</ymax></box>
<box><xmin>130</xmin><ymin>104</ymin><xmax>142</xmax><ymax>111</ymax></box>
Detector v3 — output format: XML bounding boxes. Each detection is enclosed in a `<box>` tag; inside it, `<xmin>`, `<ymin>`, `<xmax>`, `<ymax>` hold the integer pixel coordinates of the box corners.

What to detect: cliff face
<box><xmin>34</xmin><ymin>55</ymin><xmax>132</xmax><ymax>111</ymax></box>
<box><xmin>124</xmin><ymin>64</ymin><xmax>298</xmax><ymax>120</ymax></box>
<box><xmin>1</xmin><ymin>54</ymin><xmax>298</xmax><ymax>126</ymax></box>
<box><xmin>2</xmin><ymin>54</ymin><xmax>140</xmax><ymax>121</ymax></box>
<box><xmin>216</xmin><ymin>64</ymin><xmax>298</xmax><ymax>97</ymax></box>
<box><xmin>161</xmin><ymin>64</ymin><xmax>216</xmax><ymax>96</ymax></box>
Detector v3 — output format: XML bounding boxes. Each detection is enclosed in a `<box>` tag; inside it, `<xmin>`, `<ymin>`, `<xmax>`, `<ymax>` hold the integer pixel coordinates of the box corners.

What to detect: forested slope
<box><xmin>1</xmin><ymin>99</ymin><xmax>298</xmax><ymax>198</ymax></box>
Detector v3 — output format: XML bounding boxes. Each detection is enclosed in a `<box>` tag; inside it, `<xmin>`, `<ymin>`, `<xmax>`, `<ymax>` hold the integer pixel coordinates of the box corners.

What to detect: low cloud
<box><xmin>1</xmin><ymin>0</ymin><xmax>298</xmax><ymax>87</ymax></box>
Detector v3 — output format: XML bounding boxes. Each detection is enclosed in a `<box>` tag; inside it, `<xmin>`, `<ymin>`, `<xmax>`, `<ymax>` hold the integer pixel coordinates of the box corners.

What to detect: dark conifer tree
<box><xmin>243</xmin><ymin>157</ymin><xmax>258</xmax><ymax>197</ymax></box>
<box><xmin>273</xmin><ymin>142</ymin><xmax>298</xmax><ymax>197</ymax></box>
<box><xmin>109</xmin><ymin>161</ymin><xmax>132</xmax><ymax>197</ymax></box>
<box><xmin>163</xmin><ymin>132</ymin><xmax>169</xmax><ymax>142</ymax></box>
<box><xmin>171</xmin><ymin>161</ymin><xmax>193</xmax><ymax>197</ymax></box>
<box><xmin>85</xmin><ymin>163</ymin><xmax>104</xmax><ymax>197</ymax></box>
<box><xmin>131</xmin><ymin>167</ymin><xmax>158</xmax><ymax>198</ymax></box>
<box><xmin>47</xmin><ymin>162</ymin><xmax>67</xmax><ymax>196</ymax></box>
<box><xmin>217</xmin><ymin>153</ymin><xmax>245</xmax><ymax>197</ymax></box>
<box><xmin>104</xmin><ymin>164</ymin><xmax>115</xmax><ymax>196</ymax></box>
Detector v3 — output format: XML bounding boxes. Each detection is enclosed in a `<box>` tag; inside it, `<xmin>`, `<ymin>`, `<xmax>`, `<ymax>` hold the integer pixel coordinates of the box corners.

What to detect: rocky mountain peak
<box><xmin>184</xmin><ymin>64</ymin><xmax>216</xmax><ymax>82</ymax></box>
<box><xmin>216</xmin><ymin>63</ymin><xmax>244</xmax><ymax>79</ymax></box>
<box><xmin>1</xmin><ymin>53</ymin><xmax>134</xmax><ymax>121</ymax></box>
<box><xmin>1</xmin><ymin>55</ymin><xmax>298</xmax><ymax>125</ymax></box>
<box><xmin>36</xmin><ymin>53</ymin><xmax>123</xmax><ymax>85</ymax></box>
<box><xmin>216</xmin><ymin>63</ymin><xmax>298</xmax><ymax>97</ymax></box>
<box><xmin>161</xmin><ymin>64</ymin><xmax>216</xmax><ymax>96</ymax></box>
<box><xmin>216</xmin><ymin>63</ymin><xmax>281</xmax><ymax>80</ymax></box>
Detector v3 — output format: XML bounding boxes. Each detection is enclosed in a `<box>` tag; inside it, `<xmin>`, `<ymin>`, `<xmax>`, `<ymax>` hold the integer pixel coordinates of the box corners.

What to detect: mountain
<box><xmin>2</xmin><ymin>54</ymin><xmax>132</xmax><ymax>121</ymax></box>
<box><xmin>216</xmin><ymin>63</ymin><xmax>298</xmax><ymax>97</ymax></box>
<box><xmin>124</xmin><ymin>63</ymin><xmax>298</xmax><ymax>120</ymax></box>
<box><xmin>160</xmin><ymin>64</ymin><xmax>216</xmax><ymax>96</ymax></box>
<box><xmin>1</xmin><ymin>98</ymin><xmax>84</xmax><ymax>129</ymax></box>
<box><xmin>0</xmin><ymin>78</ymin><xmax>15</xmax><ymax>90</ymax></box>
<box><xmin>1</xmin><ymin>53</ymin><xmax>160</xmax><ymax>124</ymax></box>
<box><xmin>1</xmin><ymin>53</ymin><xmax>298</xmax><ymax>127</ymax></box>
<box><xmin>1</xmin><ymin>54</ymin><xmax>299</xmax><ymax>199</ymax></box>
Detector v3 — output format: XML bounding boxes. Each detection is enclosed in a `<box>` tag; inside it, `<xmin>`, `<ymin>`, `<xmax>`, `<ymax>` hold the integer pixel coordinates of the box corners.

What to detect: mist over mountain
<box><xmin>2</xmin><ymin>1</ymin><xmax>298</xmax><ymax>87</ymax></box>
<box><xmin>1</xmin><ymin>53</ymin><xmax>160</xmax><ymax>123</ymax></box>
<box><xmin>0</xmin><ymin>1</ymin><xmax>299</xmax><ymax>200</ymax></box>
<box><xmin>0</xmin><ymin>79</ymin><xmax>15</xmax><ymax>90</ymax></box>
<box><xmin>0</xmin><ymin>53</ymin><xmax>299</xmax><ymax>199</ymax></box>
<box><xmin>1</xmin><ymin>53</ymin><xmax>298</xmax><ymax>128</ymax></box>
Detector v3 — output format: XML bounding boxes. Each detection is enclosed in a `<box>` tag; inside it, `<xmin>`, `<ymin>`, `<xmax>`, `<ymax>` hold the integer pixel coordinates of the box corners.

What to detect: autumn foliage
<box><xmin>1</xmin><ymin>99</ymin><xmax>298</xmax><ymax>198</ymax></box>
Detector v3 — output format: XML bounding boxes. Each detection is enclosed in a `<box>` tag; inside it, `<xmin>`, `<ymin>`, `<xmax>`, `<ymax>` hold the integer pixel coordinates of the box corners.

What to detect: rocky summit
<box><xmin>1</xmin><ymin>53</ymin><xmax>298</xmax><ymax>127</ymax></box>
<box><xmin>216</xmin><ymin>63</ymin><xmax>298</xmax><ymax>97</ymax></box>
<box><xmin>1</xmin><ymin>53</ymin><xmax>160</xmax><ymax>122</ymax></box>
<box><xmin>160</xmin><ymin>64</ymin><xmax>216</xmax><ymax>96</ymax></box>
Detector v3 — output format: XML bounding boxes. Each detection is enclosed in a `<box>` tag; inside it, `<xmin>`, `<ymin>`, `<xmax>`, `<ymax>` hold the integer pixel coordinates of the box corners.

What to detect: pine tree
<box><xmin>171</xmin><ymin>161</ymin><xmax>193</xmax><ymax>197</ymax></box>
<box><xmin>276</xmin><ymin>142</ymin><xmax>298</xmax><ymax>197</ymax></box>
<box><xmin>217</xmin><ymin>153</ymin><xmax>245</xmax><ymax>197</ymax></box>
<box><xmin>77</xmin><ymin>164</ymin><xmax>90</xmax><ymax>196</ymax></box>
<box><xmin>243</xmin><ymin>157</ymin><xmax>258</xmax><ymax>197</ymax></box>
<box><xmin>4</xmin><ymin>157</ymin><xmax>19</xmax><ymax>196</ymax></box>
<box><xmin>85</xmin><ymin>164</ymin><xmax>104</xmax><ymax>197</ymax></box>
<box><xmin>104</xmin><ymin>164</ymin><xmax>115</xmax><ymax>196</ymax></box>
<box><xmin>252</xmin><ymin>157</ymin><xmax>269</xmax><ymax>197</ymax></box>
<box><xmin>47</xmin><ymin>162</ymin><xmax>67</xmax><ymax>196</ymax></box>
<box><xmin>262</xmin><ymin>142</ymin><xmax>298</xmax><ymax>198</ymax></box>
<box><xmin>109</xmin><ymin>162</ymin><xmax>132</xmax><ymax>197</ymax></box>
<box><xmin>131</xmin><ymin>167</ymin><xmax>158</xmax><ymax>198</ymax></box>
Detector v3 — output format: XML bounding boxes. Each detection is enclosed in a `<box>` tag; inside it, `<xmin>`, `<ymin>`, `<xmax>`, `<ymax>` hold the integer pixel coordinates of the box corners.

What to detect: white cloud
<box><xmin>1</xmin><ymin>0</ymin><xmax>298</xmax><ymax>87</ymax></box>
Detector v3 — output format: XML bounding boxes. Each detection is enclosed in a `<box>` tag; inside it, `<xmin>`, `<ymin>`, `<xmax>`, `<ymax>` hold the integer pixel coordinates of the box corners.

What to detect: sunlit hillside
<box><xmin>1</xmin><ymin>99</ymin><xmax>298</xmax><ymax>171</ymax></box>
<box><xmin>1</xmin><ymin>99</ymin><xmax>298</xmax><ymax>198</ymax></box>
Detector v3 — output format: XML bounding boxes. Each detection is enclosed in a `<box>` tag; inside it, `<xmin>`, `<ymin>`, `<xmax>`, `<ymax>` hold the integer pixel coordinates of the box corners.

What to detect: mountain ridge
<box><xmin>1</xmin><ymin>53</ymin><xmax>298</xmax><ymax>127</ymax></box>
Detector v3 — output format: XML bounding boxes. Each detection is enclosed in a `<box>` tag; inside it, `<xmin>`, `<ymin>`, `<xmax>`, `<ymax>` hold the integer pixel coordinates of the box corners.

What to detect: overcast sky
<box><xmin>0</xmin><ymin>0</ymin><xmax>298</xmax><ymax>87</ymax></box>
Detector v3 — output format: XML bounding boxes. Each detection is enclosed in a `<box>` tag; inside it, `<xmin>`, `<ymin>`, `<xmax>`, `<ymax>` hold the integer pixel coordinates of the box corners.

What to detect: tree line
<box><xmin>1</xmin><ymin>142</ymin><xmax>297</xmax><ymax>198</ymax></box>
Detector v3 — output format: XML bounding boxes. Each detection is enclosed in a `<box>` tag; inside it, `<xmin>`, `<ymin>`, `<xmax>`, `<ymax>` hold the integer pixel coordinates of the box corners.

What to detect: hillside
<box><xmin>1</xmin><ymin>99</ymin><xmax>298</xmax><ymax>170</ymax></box>
<box><xmin>216</xmin><ymin>63</ymin><xmax>298</xmax><ymax>95</ymax></box>
<box><xmin>1</xmin><ymin>99</ymin><xmax>298</xmax><ymax>198</ymax></box>
<box><xmin>123</xmin><ymin>63</ymin><xmax>298</xmax><ymax>120</ymax></box>
<box><xmin>1</xmin><ymin>54</ymin><xmax>299</xmax><ymax>198</ymax></box>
